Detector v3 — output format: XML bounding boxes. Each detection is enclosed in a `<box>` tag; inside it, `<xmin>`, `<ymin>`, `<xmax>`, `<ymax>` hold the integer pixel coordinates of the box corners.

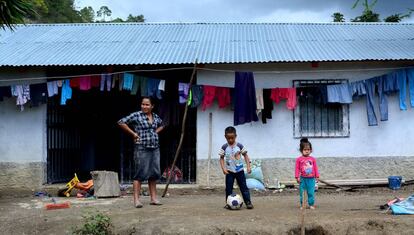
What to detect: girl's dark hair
<box><xmin>300</xmin><ymin>138</ymin><xmax>312</xmax><ymax>151</ymax></box>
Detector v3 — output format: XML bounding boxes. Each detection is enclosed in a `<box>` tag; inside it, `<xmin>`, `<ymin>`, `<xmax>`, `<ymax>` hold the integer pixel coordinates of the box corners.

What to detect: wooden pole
<box><xmin>318</xmin><ymin>178</ymin><xmax>353</xmax><ymax>191</ymax></box>
<box><xmin>206</xmin><ymin>112</ymin><xmax>213</xmax><ymax>188</ymax></box>
<box><xmin>162</xmin><ymin>60</ymin><xmax>198</xmax><ymax>197</ymax></box>
<box><xmin>300</xmin><ymin>190</ymin><xmax>307</xmax><ymax>235</ymax></box>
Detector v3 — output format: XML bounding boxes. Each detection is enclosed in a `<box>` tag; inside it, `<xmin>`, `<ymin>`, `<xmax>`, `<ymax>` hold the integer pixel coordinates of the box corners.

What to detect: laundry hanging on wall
<box><xmin>30</xmin><ymin>83</ymin><xmax>47</xmax><ymax>107</ymax></box>
<box><xmin>47</xmin><ymin>81</ymin><xmax>59</xmax><ymax>97</ymax></box>
<box><xmin>1</xmin><ymin>68</ymin><xmax>414</xmax><ymax>127</ymax></box>
<box><xmin>0</xmin><ymin>86</ymin><xmax>12</xmax><ymax>102</ymax></box>
<box><xmin>11</xmin><ymin>84</ymin><xmax>30</xmax><ymax>111</ymax></box>
<box><xmin>261</xmin><ymin>89</ymin><xmax>273</xmax><ymax>124</ymax></box>
<box><xmin>60</xmin><ymin>79</ymin><xmax>72</xmax><ymax>105</ymax></box>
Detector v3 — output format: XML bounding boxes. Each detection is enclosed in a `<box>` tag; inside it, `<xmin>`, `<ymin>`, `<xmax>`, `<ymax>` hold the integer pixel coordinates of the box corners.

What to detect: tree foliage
<box><xmin>111</xmin><ymin>17</ymin><xmax>124</xmax><ymax>23</ymax></box>
<box><xmin>126</xmin><ymin>14</ymin><xmax>145</xmax><ymax>22</ymax></box>
<box><xmin>332</xmin><ymin>12</ymin><xmax>345</xmax><ymax>22</ymax></box>
<box><xmin>351</xmin><ymin>0</ymin><xmax>380</xmax><ymax>22</ymax></box>
<box><xmin>333</xmin><ymin>0</ymin><xmax>412</xmax><ymax>23</ymax></box>
<box><xmin>352</xmin><ymin>0</ymin><xmax>379</xmax><ymax>12</ymax></box>
<box><xmin>351</xmin><ymin>10</ymin><xmax>380</xmax><ymax>22</ymax></box>
<box><xmin>28</xmin><ymin>0</ymin><xmax>82</xmax><ymax>23</ymax></box>
<box><xmin>96</xmin><ymin>6</ymin><xmax>111</xmax><ymax>22</ymax></box>
<box><xmin>384</xmin><ymin>14</ymin><xmax>402</xmax><ymax>22</ymax></box>
<box><xmin>384</xmin><ymin>10</ymin><xmax>413</xmax><ymax>22</ymax></box>
<box><xmin>79</xmin><ymin>6</ymin><xmax>94</xmax><ymax>23</ymax></box>
<box><xmin>26</xmin><ymin>0</ymin><xmax>47</xmax><ymax>20</ymax></box>
<box><xmin>3</xmin><ymin>0</ymin><xmax>146</xmax><ymax>25</ymax></box>
<box><xmin>0</xmin><ymin>0</ymin><xmax>36</xmax><ymax>30</ymax></box>
<box><xmin>106</xmin><ymin>14</ymin><xmax>145</xmax><ymax>23</ymax></box>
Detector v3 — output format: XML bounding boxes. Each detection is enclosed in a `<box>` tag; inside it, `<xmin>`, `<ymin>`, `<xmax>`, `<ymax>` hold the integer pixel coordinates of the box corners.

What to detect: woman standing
<box><xmin>118</xmin><ymin>97</ymin><xmax>164</xmax><ymax>208</ymax></box>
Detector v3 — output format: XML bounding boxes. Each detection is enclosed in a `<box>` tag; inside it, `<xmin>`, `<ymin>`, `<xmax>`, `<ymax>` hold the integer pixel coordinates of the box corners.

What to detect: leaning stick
<box><xmin>206</xmin><ymin>112</ymin><xmax>213</xmax><ymax>188</ymax></box>
<box><xmin>300</xmin><ymin>190</ymin><xmax>307</xmax><ymax>235</ymax></box>
<box><xmin>318</xmin><ymin>178</ymin><xmax>353</xmax><ymax>191</ymax></box>
<box><xmin>162</xmin><ymin>59</ymin><xmax>198</xmax><ymax>197</ymax></box>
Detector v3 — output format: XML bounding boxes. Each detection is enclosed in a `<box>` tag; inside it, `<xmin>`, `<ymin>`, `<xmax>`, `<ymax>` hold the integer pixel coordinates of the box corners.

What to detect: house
<box><xmin>0</xmin><ymin>23</ymin><xmax>413</xmax><ymax>190</ymax></box>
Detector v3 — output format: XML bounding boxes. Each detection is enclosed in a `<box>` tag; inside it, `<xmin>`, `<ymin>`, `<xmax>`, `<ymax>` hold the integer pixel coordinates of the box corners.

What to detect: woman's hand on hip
<box><xmin>132</xmin><ymin>133</ymin><xmax>140</xmax><ymax>143</ymax></box>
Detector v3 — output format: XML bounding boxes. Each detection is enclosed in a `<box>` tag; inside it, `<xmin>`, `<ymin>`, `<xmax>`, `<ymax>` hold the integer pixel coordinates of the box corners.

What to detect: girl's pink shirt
<box><xmin>295</xmin><ymin>155</ymin><xmax>320</xmax><ymax>178</ymax></box>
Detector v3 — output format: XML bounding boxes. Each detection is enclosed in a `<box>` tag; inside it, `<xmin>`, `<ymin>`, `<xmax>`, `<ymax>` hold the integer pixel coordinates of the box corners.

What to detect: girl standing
<box><xmin>295</xmin><ymin>138</ymin><xmax>319</xmax><ymax>209</ymax></box>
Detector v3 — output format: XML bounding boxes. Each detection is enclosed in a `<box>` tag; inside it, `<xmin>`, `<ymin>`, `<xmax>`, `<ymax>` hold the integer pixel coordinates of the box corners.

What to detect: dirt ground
<box><xmin>0</xmin><ymin>184</ymin><xmax>413</xmax><ymax>235</ymax></box>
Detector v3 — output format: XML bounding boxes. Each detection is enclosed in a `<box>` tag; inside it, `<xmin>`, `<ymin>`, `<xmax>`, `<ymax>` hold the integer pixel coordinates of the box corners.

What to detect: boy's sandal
<box><xmin>134</xmin><ymin>201</ymin><xmax>143</xmax><ymax>208</ymax></box>
<box><xmin>150</xmin><ymin>201</ymin><xmax>163</xmax><ymax>206</ymax></box>
<box><xmin>246</xmin><ymin>203</ymin><xmax>254</xmax><ymax>209</ymax></box>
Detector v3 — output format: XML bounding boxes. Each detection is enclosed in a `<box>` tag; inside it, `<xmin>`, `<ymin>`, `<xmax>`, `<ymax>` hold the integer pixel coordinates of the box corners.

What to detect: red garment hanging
<box><xmin>285</xmin><ymin>88</ymin><xmax>297</xmax><ymax>110</ymax></box>
<box><xmin>270</xmin><ymin>88</ymin><xmax>281</xmax><ymax>103</ymax></box>
<box><xmin>91</xmin><ymin>75</ymin><xmax>101</xmax><ymax>88</ymax></box>
<box><xmin>202</xmin><ymin>85</ymin><xmax>216</xmax><ymax>111</ymax></box>
<box><xmin>270</xmin><ymin>88</ymin><xmax>297</xmax><ymax>110</ymax></box>
<box><xmin>216</xmin><ymin>87</ymin><xmax>231</xmax><ymax>109</ymax></box>
<box><xmin>70</xmin><ymin>77</ymin><xmax>80</xmax><ymax>88</ymax></box>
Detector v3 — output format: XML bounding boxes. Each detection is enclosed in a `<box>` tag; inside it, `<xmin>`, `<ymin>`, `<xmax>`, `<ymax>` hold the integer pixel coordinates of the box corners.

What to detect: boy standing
<box><xmin>219</xmin><ymin>126</ymin><xmax>254</xmax><ymax>209</ymax></box>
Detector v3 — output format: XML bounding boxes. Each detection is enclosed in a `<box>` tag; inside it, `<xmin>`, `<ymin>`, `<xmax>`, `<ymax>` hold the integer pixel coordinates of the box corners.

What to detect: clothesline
<box><xmin>199</xmin><ymin>66</ymin><xmax>414</xmax><ymax>74</ymax></box>
<box><xmin>0</xmin><ymin>65</ymin><xmax>413</xmax><ymax>82</ymax></box>
<box><xmin>0</xmin><ymin>67</ymin><xmax>192</xmax><ymax>82</ymax></box>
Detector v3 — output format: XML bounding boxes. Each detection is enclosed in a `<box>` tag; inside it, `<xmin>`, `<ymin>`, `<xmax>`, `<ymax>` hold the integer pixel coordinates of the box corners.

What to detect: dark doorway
<box><xmin>47</xmin><ymin>68</ymin><xmax>197</xmax><ymax>184</ymax></box>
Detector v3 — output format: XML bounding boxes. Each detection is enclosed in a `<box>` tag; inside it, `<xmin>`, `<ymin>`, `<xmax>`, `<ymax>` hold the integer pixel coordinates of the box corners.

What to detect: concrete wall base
<box><xmin>196</xmin><ymin>157</ymin><xmax>414</xmax><ymax>187</ymax></box>
<box><xmin>2</xmin><ymin>157</ymin><xmax>413</xmax><ymax>190</ymax></box>
<box><xmin>0</xmin><ymin>162</ymin><xmax>46</xmax><ymax>191</ymax></box>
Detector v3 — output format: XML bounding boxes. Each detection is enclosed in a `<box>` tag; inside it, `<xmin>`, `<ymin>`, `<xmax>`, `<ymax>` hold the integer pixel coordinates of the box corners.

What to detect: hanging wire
<box><xmin>0</xmin><ymin>67</ymin><xmax>194</xmax><ymax>82</ymax></box>
<box><xmin>199</xmin><ymin>66</ymin><xmax>413</xmax><ymax>74</ymax></box>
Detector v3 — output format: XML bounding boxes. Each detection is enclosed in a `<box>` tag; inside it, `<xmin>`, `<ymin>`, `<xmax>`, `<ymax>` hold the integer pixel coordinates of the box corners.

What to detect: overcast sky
<box><xmin>76</xmin><ymin>0</ymin><xmax>414</xmax><ymax>23</ymax></box>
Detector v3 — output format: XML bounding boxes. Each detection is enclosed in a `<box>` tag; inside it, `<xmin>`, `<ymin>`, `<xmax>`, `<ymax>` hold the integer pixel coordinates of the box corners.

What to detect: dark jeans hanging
<box><xmin>365</xmin><ymin>74</ymin><xmax>400</xmax><ymax>126</ymax></box>
<box><xmin>396</xmin><ymin>69</ymin><xmax>414</xmax><ymax>110</ymax></box>
<box><xmin>261</xmin><ymin>89</ymin><xmax>273</xmax><ymax>123</ymax></box>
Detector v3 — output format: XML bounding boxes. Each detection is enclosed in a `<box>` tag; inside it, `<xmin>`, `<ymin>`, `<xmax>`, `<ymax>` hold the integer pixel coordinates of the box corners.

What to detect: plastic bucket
<box><xmin>388</xmin><ymin>176</ymin><xmax>402</xmax><ymax>190</ymax></box>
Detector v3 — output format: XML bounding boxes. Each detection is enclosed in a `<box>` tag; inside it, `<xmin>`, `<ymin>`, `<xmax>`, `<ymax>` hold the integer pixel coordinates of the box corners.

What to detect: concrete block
<box><xmin>91</xmin><ymin>171</ymin><xmax>120</xmax><ymax>198</ymax></box>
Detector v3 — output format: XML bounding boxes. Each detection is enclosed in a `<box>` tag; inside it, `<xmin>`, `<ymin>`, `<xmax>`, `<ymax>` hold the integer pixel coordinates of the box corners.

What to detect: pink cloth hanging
<box><xmin>79</xmin><ymin>76</ymin><xmax>92</xmax><ymax>90</ymax></box>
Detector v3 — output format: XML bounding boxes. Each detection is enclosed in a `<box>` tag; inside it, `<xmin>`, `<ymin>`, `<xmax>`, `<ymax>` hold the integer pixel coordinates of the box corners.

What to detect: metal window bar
<box><xmin>293</xmin><ymin>79</ymin><xmax>350</xmax><ymax>138</ymax></box>
<box><xmin>47</xmin><ymin>96</ymin><xmax>82</xmax><ymax>183</ymax></box>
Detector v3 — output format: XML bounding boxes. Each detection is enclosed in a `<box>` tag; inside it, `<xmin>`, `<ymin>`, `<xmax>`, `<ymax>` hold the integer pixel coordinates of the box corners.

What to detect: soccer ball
<box><xmin>226</xmin><ymin>193</ymin><xmax>243</xmax><ymax>209</ymax></box>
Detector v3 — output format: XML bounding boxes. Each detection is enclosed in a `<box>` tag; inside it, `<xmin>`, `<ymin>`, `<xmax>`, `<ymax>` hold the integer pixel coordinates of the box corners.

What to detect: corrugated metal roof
<box><xmin>0</xmin><ymin>22</ymin><xmax>414</xmax><ymax>66</ymax></box>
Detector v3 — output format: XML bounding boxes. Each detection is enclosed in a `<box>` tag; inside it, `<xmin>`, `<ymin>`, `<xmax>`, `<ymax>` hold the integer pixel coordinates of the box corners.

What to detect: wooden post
<box><xmin>300</xmin><ymin>190</ymin><xmax>307</xmax><ymax>235</ymax></box>
<box><xmin>162</xmin><ymin>60</ymin><xmax>198</xmax><ymax>197</ymax></box>
<box><xmin>206</xmin><ymin>112</ymin><xmax>213</xmax><ymax>188</ymax></box>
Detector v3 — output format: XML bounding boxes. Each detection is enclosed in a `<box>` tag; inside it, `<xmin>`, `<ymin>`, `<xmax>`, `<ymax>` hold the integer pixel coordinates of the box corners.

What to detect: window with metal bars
<box><xmin>293</xmin><ymin>79</ymin><xmax>350</xmax><ymax>138</ymax></box>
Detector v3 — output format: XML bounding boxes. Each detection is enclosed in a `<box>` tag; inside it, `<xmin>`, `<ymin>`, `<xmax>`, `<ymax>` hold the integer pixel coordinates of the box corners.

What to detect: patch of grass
<box><xmin>71</xmin><ymin>211</ymin><xmax>114</xmax><ymax>235</ymax></box>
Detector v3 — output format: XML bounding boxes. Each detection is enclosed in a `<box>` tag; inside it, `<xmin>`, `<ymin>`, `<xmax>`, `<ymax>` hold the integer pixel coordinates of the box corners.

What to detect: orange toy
<box><xmin>75</xmin><ymin>179</ymin><xmax>94</xmax><ymax>191</ymax></box>
<box><xmin>63</xmin><ymin>174</ymin><xmax>80</xmax><ymax>197</ymax></box>
<box><xmin>62</xmin><ymin>174</ymin><xmax>94</xmax><ymax>197</ymax></box>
